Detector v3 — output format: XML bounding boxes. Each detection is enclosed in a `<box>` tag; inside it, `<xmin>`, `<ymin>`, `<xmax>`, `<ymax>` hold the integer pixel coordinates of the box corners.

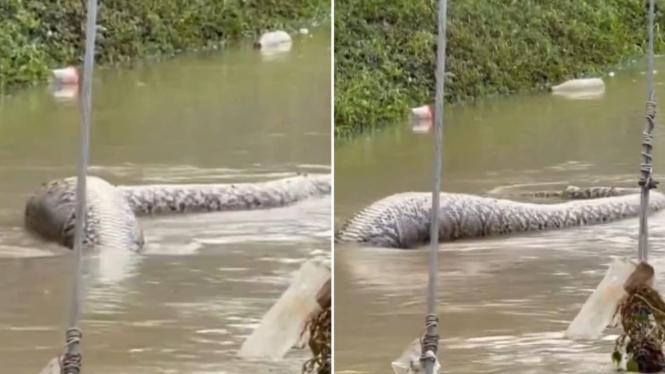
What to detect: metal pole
<box><xmin>421</xmin><ymin>0</ymin><xmax>449</xmax><ymax>372</ymax></box>
<box><xmin>62</xmin><ymin>0</ymin><xmax>98</xmax><ymax>372</ymax></box>
<box><xmin>638</xmin><ymin>0</ymin><xmax>657</xmax><ymax>263</ymax></box>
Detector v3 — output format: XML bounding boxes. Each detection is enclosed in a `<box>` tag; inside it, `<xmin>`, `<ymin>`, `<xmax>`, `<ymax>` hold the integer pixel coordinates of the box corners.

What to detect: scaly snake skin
<box><xmin>25</xmin><ymin>174</ymin><xmax>331</xmax><ymax>251</ymax></box>
<box><xmin>335</xmin><ymin>186</ymin><xmax>665</xmax><ymax>249</ymax></box>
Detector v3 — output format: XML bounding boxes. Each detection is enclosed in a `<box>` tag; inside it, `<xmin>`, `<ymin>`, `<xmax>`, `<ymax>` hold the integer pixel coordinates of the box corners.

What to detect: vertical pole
<box><xmin>62</xmin><ymin>0</ymin><xmax>98</xmax><ymax>372</ymax></box>
<box><xmin>421</xmin><ymin>0</ymin><xmax>449</xmax><ymax>373</ymax></box>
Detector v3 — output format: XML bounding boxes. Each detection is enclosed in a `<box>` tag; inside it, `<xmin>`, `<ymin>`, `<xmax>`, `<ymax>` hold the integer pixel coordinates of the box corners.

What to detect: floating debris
<box><xmin>566</xmin><ymin>257</ymin><xmax>637</xmax><ymax>340</ymax></box>
<box><xmin>410</xmin><ymin>104</ymin><xmax>433</xmax><ymax>121</ymax></box>
<box><xmin>37</xmin><ymin>357</ymin><xmax>60</xmax><ymax>374</ymax></box>
<box><xmin>238</xmin><ymin>259</ymin><xmax>330</xmax><ymax>361</ymax></box>
<box><xmin>254</xmin><ymin>30</ymin><xmax>293</xmax><ymax>60</ymax></box>
<box><xmin>551</xmin><ymin>78</ymin><xmax>605</xmax><ymax>93</ymax></box>
<box><xmin>392</xmin><ymin>338</ymin><xmax>441</xmax><ymax>374</ymax></box>
<box><xmin>254</xmin><ymin>30</ymin><xmax>292</xmax><ymax>49</ymax></box>
<box><xmin>551</xmin><ymin>78</ymin><xmax>605</xmax><ymax>100</ymax></box>
<box><xmin>408</xmin><ymin>104</ymin><xmax>433</xmax><ymax>133</ymax></box>
<box><xmin>50</xmin><ymin>66</ymin><xmax>79</xmax><ymax>85</ymax></box>
<box><xmin>48</xmin><ymin>66</ymin><xmax>79</xmax><ymax>102</ymax></box>
<box><xmin>299</xmin><ymin>28</ymin><xmax>310</xmax><ymax>35</ymax></box>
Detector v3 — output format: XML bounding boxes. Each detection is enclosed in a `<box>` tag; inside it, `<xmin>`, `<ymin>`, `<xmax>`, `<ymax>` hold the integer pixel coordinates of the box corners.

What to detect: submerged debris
<box><xmin>302</xmin><ymin>305</ymin><xmax>331</xmax><ymax>374</ymax></box>
<box><xmin>612</xmin><ymin>262</ymin><xmax>665</xmax><ymax>373</ymax></box>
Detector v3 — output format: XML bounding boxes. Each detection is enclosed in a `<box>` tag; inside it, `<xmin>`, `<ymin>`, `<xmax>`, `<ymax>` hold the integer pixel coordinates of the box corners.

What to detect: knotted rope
<box><xmin>637</xmin><ymin>0</ymin><xmax>658</xmax><ymax>263</ymax></box>
<box><xmin>61</xmin><ymin>328</ymin><xmax>83</xmax><ymax>374</ymax></box>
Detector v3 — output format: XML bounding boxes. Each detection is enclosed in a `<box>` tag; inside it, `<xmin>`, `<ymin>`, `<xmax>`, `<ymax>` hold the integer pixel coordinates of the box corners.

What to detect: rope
<box><xmin>421</xmin><ymin>0</ymin><xmax>449</xmax><ymax>371</ymax></box>
<box><xmin>62</xmin><ymin>0</ymin><xmax>99</xmax><ymax>372</ymax></box>
<box><xmin>61</xmin><ymin>328</ymin><xmax>83</xmax><ymax>374</ymax></box>
<box><xmin>638</xmin><ymin>0</ymin><xmax>658</xmax><ymax>263</ymax></box>
<box><xmin>419</xmin><ymin>314</ymin><xmax>439</xmax><ymax>355</ymax></box>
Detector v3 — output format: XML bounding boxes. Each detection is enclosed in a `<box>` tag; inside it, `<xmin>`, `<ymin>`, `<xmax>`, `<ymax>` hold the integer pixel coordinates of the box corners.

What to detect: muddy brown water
<box><xmin>334</xmin><ymin>59</ymin><xmax>665</xmax><ymax>374</ymax></box>
<box><xmin>0</xmin><ymin>27</ymin><xmax>330</xmax><ymax>374</ymax></box>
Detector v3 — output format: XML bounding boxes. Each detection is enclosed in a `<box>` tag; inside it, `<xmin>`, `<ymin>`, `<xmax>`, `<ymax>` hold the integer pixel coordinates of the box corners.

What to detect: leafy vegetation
<box><xmin>335</xmin><ymin>0</ymin><xmax>665</xmax><ymax>138</ymax></box>
<box><xmin>302</xmin><ymin>306</ymin><xmax>331</xmax><ymax>374</ymax></box>
<box><xmin>0</xmin><ymin>0</ymin><xmax>330</xmax><ymax>91</ymax></box>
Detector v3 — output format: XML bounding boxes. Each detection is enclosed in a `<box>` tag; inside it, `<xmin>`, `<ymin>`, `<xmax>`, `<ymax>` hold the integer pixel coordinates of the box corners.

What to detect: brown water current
<box><xmin>335</xmin><ymin>58</ymin><xmax>665</xmax><ymax>374</ymax></box>
<box><xmin>0</xmin><ymin>27</ymin><xmax>331</xmax><ymax>374</ymax></box>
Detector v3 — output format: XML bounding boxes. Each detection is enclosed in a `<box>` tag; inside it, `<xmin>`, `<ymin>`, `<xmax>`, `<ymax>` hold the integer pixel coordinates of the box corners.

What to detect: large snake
<box><xmin>24</xmin><ymin>174</ymin><xmax>331</xmax><ymax>251</ymax></box>
<box><xmin>335</xmin><ymin>186</ymin><xmax>665</xmax><ymax>249</ymax></box>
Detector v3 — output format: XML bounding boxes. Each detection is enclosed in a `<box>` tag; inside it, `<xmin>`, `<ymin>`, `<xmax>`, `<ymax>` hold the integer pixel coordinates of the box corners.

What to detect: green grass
<box><xmin>0</xmin><ymin>0</ymin><xmax>330</xmax><ymax>91</ymax></box>
<box><xmin>335</xmin><ymin>0</ymin><xmax>665</xmax><ymax>138</ymax></box>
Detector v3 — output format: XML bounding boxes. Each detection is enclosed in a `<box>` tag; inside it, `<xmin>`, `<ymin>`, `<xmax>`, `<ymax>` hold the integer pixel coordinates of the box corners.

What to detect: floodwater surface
<box><xmin>0</xmin><ymin>27</ymin><xmax>330</xmax><ymax>374</ymax></box>
<box><xmin>335</xmin><ymin>58</ymin><xmax>665</xmax><ymax>374</ymax></box>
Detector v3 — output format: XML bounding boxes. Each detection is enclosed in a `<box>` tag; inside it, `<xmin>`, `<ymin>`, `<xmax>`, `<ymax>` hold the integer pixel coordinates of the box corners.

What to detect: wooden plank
<box><xmin>566</xmin><ymin>257</ymin><xmax>638</xmax><ymax>340</ymax></box>
<box><xmin>316</xmin><ymin>278</ymin><xmax>331</xmax><ymax>309</ymax></box>
<box><xmin>237</xmin><ymin>259</ymin><xmax>331</xmax><ymax>361</ymax></box>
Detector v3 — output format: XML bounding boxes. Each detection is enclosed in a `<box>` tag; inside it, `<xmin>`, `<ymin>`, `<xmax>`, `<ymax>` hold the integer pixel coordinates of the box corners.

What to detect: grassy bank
<box><xmin>335</xmin><ymin>0</ymin><xmax>665</xmax><ymax>138</ymax></box>
<box><xmin>0</xmin><ymin>0</ymin><xmax>330</xmax><ymax>90</ymax></box>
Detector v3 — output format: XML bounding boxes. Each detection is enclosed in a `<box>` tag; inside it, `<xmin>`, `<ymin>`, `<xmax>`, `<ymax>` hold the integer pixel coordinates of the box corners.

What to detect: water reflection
<box><xmin>49</xmin><ymin>82</ymin><xmax>78</xmax><ymax>102</ymax></box>
<box><xmin>260</xmin><ymin>42</ymin><xmax>293</xmax><ymax>61</ymax></box>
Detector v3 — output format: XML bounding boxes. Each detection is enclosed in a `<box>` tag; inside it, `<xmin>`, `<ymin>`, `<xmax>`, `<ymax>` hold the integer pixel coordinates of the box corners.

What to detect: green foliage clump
<box><xmin>334</xmin><ymin>0</ymin><xmax>665</xmax><ymax>138</ymax></box>
<box><xmin>0</xmin><ymin>0</ymin><xmax>330</xmax><ymax>90</ymax></box>
<box><xmin>302</xmin><ymin>306</ymin><xmax>331</xmax><ymax>374</ymax></box>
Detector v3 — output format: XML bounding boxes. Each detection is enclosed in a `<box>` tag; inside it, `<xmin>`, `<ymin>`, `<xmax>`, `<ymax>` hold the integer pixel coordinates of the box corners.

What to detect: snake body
<box><xmin>25</xmin><ymin>174</ymin><xmax>331</xmax><ymax>250</ymax></box>
<box><xmin>335</xmin><ymin>186</ymin><xmax>665</xmax><ymax>249</ymax></box>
